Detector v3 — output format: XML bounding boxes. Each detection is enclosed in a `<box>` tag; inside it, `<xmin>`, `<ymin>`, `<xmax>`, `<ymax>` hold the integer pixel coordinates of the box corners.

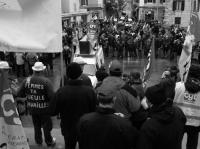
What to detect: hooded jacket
<box><xmin>174</xmin><ymin>81</ymin><xmax>200</xmax><ymax>126</ymax></box>
<box><xmin>78</xmin><ymin>107</ymin><xmax>139</xmax><ymax>149</ymax></box>
<box><xmin>96</xmin><ymin>76</ymin><xmax>141</xmax><ymax>118</ymax></box>
<box><xmin>137</xmin><ymin>102</ymin><xmax>186</xmax><ymax>149</ymax></box>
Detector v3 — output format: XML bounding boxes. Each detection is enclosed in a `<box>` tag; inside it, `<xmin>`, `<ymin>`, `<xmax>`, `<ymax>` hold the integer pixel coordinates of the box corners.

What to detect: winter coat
<box><xmin>136</xmin><ymin>102</ymin><xmax>186</xmax><ymax>149</ymax></box>
<box><xmin>78</xmin><ymin>107</ymin><xmax>139</xmax><ymax>149</ymax></box>
<box><xmin>174</xmin><ymin>81</ymin><xmax>200</xmax><ymax>126</ymax></box>
<box><xmin>49</xmin><ymin>80</ymin><xmax>97</xmax><ymax>136</ymax></box>
<box><xmin>17</xmin><ymin>76</ymin><xmax>54</xmax><ymax>115</ymax></box>
<box><xmin>96</xmin><ymin>76</ymin><xmax>141</xmax><ymax>119</ymax></box>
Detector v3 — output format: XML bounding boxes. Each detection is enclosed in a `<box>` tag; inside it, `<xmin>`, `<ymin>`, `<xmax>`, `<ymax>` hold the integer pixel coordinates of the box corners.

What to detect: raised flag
<box><xmin>0</xmin><ymin>0</ymin><xmax>62</xmax><ymax>53</ymax></box>
<box><xmin>0</xmin><ymin>69</ymin><xmax>29</xmax><ymax>149</ymax></box>
<box><xmin>178</xmin><ymin>35</ymin><xmax>195</xmax><ymax>82</ymax></box>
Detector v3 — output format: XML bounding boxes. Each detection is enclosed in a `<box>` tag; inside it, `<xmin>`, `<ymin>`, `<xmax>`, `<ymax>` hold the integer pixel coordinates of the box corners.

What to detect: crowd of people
<box><xmin>0</xmin><ymin>52</ymin><xmax>198</xmax><ymax>149</ymax></box>
<box><xmin>0</xmin><ymin>52</ymin><xmax>54</xmax><ymax>78</ymax></box>
<box><xmin>0</xmin><ymin>18</ymin><xmax>200</xmax><ymax>149</ymax></box>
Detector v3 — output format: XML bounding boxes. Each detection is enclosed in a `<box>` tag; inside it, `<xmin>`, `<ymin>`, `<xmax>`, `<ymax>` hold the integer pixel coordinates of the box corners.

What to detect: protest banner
<box><xmin>0</xmin><ymin>0</ymin><xmax>62</xmax><ymax>53</ymax></box>
<box><xmin>0</xmin><ymin>68</ymin><xmax>29</xmax><ymax>149</ymax></box>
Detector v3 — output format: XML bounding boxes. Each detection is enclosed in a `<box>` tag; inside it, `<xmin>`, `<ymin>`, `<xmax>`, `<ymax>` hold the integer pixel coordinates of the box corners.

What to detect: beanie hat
<box><xmin>187</xmin><ymin>64</ymin><xmax>200</xmax><ymax>80</ymax></box>
<box><xmin>109</xmin><ymin>60</ymin><xmax>122</xmax><ymax>76</ymax></box>
<box><xmin>67</xmin><ymin>62</ymin><xmax>82</xmax><ymax>80</ymax></box>
<box><xmin>145</xmin><ymin>83</ymin><xmax>166</xmax><ymax>105</ymax></box>
<box><xmin>185</xmin><ymin>64</ymin><xmax>200</xmax><ymax>93</ymax></box>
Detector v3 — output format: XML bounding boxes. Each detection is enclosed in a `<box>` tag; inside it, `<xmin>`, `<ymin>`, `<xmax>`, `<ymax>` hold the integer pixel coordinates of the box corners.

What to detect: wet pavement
<box><xmin>17</xmin><ymin>56</ymin><xmax>199</xmax><ymax>149</ymax></box>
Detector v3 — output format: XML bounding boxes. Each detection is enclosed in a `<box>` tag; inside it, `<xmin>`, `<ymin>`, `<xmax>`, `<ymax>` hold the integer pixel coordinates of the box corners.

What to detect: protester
<box><xmin>95</xmin><ymin>65</ymin><xmax>108</xmax><ymax>89</ymax></box>
<box><xmin>174</xmin><ymin>64</ymin><xmax>200</xmax><ymax>149</ymax></box>
<box><xmin>26</xmin><ymin>52</ymin><xmax>38</xmax><ymax>75</ymax></box>
<box><xmin>71</xmin><ymin>57</ymin><xmax>92</xmax><ymax>87</ymax></box>
<box><xmin>14</xmin><ymin>62</ymin><xmax>56</xmax><ymax>147</ymax></box>
<box><xmin>137</xmin><ymin>80</ymin><xmax>186</xmax><ymax>149</ymax></box>
<box><xmin>96</xmin><ymin>60</ymin><xmax>141</xmax><ymax>123</ymax></box>
<box><xmin>50</xmin><ymin>62</ymin><xmax>97</xmax><ymax>149</ymax></box>
<box><xmin>129</xmin><ymin>71</ymin><xmax>145</xmax><ymax>100</ymax></box>
<box><xmin>15</xmin><ymin>52</ymin><xmax>26</xmax><ymax>77</ymax></box>
<box><xmin>78</xmin><ymin>87</ymin><xmax>139</xmax><ymax>149</ymax></box>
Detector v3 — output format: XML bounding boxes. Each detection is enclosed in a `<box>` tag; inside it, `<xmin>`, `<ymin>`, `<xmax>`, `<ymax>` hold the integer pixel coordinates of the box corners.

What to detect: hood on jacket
<box><xmin>96</xmin><ymin>76</ymin><xmax>125</xmax><ymax>97</ymax></box>
<box><xmin>148</xmin><ymin>100</ymin><xmax>186</xmax><ymax>124</ymax></box>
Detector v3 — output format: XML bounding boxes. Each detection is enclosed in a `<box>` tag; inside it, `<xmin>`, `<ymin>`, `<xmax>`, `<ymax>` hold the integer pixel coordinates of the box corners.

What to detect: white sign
<box><xmin>0</xmin><ymin>0</ymin><xmax>21</xmax><ymax>11</ymax></box>
<box><xmin>0</xmin><ymin>0</ymin><xmax>62</xmax><ymax>53</ymax></box>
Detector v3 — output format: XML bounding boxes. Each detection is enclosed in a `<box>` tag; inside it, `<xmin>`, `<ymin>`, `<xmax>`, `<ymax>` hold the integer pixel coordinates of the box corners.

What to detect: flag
<box><xmin>178</xmin><ymin>35</ymin><xmax>194</xmax><ymax>82</ymax></box>
<box><xmin>190</xmin><ymin>11</ymin><xmax>200</xmax><ymax>43</ymax></box>
<box><xmin>0</xmin><ymin>69</ymin><xmax>29</xmax><ymax>149</ymax></box>
<box><xmin>0</xmin><ymin>0</ymin><xmax>62</xmax><ymax>53</ymax></box>
<box><xmin>142</xmin><ymin>37</ymin><xmax>155</xmax><ymax>88</ymax></box>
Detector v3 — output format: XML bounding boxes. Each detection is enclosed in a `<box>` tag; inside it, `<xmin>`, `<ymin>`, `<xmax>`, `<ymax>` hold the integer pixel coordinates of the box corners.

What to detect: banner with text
<box><xmin>0</xmin><ymin>69</ymin><xmax>29</xmax><ymax>149</ymax></box>
<box><xmin>0</xmin><ymin>0</ymin><xmax>62</xmax><ymax>53</ymax></box>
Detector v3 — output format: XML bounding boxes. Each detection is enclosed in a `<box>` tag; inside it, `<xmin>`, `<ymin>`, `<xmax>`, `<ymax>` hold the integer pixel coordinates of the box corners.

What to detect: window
<box><xmin>175</xmin><ymin>17</ymin><xmax>181</xmax><ymax>25</ymax></box>
<box><xmin>194</xmin><ymin>0</ymin><xmax>197</xmax><ymax>11</ymax></box>
<box><xmin>81</xmin><ymin>0</ymin><xmax>88</xmax><ymax>6</ymax></box>
<box><xmin>160</xmin><ymin>0</ymin><xmax>165</xmax><ymax>3</ymax></box>
<box><xmin>172</xmin><ymin>0</ymin><xmax>185</xmax><ymax>11</ymax></box>
<box><xmin>144</xmin><ymin>0</ymin><xmax>156</xmax><ymax>3</ymax></box>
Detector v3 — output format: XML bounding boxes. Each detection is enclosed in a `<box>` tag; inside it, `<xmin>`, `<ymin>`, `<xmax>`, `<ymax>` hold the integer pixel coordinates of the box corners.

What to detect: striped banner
<box><xmin>142</xmin><ymin>37</ymin><xmax>155</xmax><ymax>88</ymax></box>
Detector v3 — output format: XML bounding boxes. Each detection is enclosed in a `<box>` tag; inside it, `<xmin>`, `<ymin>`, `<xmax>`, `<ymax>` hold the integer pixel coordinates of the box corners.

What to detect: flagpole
<box><xmin>60</xmin><ymin>52</ymin><xmax>64</xmax><ymax>87</ymax></box>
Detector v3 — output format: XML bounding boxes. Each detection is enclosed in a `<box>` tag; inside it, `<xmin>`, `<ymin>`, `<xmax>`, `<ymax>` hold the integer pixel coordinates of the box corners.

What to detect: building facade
<box><xmin>62</xmin><ymin>0</ymin><xmax>89</xmax><ymax>26</ymax></box>
<box><xmin>81</xmin><ymin>0</ymin><xmax>105</xmax><ymax>20</ymax></box>
<box><xmin>138</xmin><ymin>0</ymin><xmax>200</xmax><ymax>28</ymax></box>
<box><xmin>139</xmin><ymin>0</ymin><xmax>165</xmax><ymax>22</ymax></box>
<box><xmin>164</xmin><ymin>0</ymin><xmax>191</xmax><ymax>27</ymax></box>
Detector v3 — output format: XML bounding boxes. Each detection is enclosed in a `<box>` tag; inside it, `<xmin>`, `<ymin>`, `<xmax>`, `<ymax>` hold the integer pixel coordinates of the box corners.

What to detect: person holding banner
<box><xmin>0</xmin><ymin>61</ymin><xmax>30</xmax><ymax>149</ymax></box>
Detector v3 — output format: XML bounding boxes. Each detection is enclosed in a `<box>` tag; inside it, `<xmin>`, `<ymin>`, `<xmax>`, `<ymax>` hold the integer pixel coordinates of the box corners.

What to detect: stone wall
<box><xmin>164</xmin><ymin>0</ymin><xmax>192</xmax><ymax>27</ymax></box>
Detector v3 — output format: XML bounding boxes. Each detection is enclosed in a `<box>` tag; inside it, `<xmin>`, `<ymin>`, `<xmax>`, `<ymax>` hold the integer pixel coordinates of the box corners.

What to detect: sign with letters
<box><xmin>0</xmin><ymin>70</ymin><xmax>29</xmax><ymax>149</ymax></box>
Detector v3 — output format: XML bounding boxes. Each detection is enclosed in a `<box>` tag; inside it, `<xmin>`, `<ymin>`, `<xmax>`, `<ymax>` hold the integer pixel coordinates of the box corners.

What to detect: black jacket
<box><xmin>137</xmin><ymin>102</ymin><xmax>186</xmax><ymax>149</ymax></box>
<box><xmin>50</xmin><ymin>80</ymin><xmax>97</xmax><ymax>136</ymax></box>
<box><xmin>78</xmin><ymin>107</ymin><xmax>139</xmax><ymax>149</ymax></box>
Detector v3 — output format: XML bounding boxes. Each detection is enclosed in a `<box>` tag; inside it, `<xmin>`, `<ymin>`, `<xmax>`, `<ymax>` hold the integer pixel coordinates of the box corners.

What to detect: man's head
<box><xmin>185</xmin><ymin>64</ymin><xmax>200</xmax><ymax>93</ymax></box>
<box><xmin>0</xmin><ymin>61</ymin><xmax>11</xmax><ymax>76</ymax></box>
<box><xmin>145</xmin><ymin>79</ymin><xmax>175</xmax><ymax>107</ymax></box>
<box><xmin>66</xmin><ymin>62</ymin><xmax>82</xmax><ymax>80</ymax></box>
<box><xmin>32</xmin><ymin>62</ymin><xmax>46</xmax><ymax>75</ymax></box>
<box><xmin>108</xmin><ymin>60</ymin><xmax>122</xmax><ymax>77</ymax></box>
<box><xmin>73</xmin><ymin>57</ymin><xmax>86</xmax><ymax>70</ymax></box>
<box><xmin>97</xmin><ymin>89</ymin><xmax>116</xmax><ymax>107</ymax></box>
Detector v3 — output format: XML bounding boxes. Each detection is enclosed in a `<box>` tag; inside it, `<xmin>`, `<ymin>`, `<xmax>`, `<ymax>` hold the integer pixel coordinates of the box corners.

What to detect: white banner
<box><xmin>0</xmin><ymin>69</ymin><xmax>29</xmax><ymax>149</ymax></box>
<box><xmin>179</xmin><ymin>35</ymin><xmax>194</xmax><ymax>82</ymax></box>
<box><xmin>0</xmin><ymin>0</ymin><xmax>62</xmax><ymax>53</ymax></box>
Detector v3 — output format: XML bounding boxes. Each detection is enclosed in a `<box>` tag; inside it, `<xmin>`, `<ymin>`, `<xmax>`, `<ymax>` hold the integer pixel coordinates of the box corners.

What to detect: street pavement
<box><xmin>19</xmin><ymin>56</ymin><xmax>199</xmax><ymax>149</ymax></box>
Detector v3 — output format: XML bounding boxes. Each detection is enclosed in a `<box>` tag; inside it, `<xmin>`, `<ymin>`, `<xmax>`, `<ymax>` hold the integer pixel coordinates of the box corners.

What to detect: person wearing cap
<box><xmin>137</xmin><ymin>80</ymin><xmax>186</xmax><ymax>149</ymax></box>
<box><xmin>15</xmin><ymin>61</ymin><xmax>56</xmax><ymax>147</ymax></box>
<box><xmin>0</xmin><ymin>61</ymin><xmax>11</xmax><ymax>93</ymax></box>
<box><xmin>50</xmin><ymin>62</ymin><xmax>97</xmax><ymax>149</ymax></box>
<box><xmin>174</xmin><ymin>64</ymin><xmax>200</xmax><ymax>149</ymax></box>
<box><xmin>96</xmin><ymin>60</ymin><xmax>141</xmax><ymax>125</ymax></box>
<box><xmin>78</xmin><ymin>88</ymin><xmax>139</xmax><ymax>149</ymax></box>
